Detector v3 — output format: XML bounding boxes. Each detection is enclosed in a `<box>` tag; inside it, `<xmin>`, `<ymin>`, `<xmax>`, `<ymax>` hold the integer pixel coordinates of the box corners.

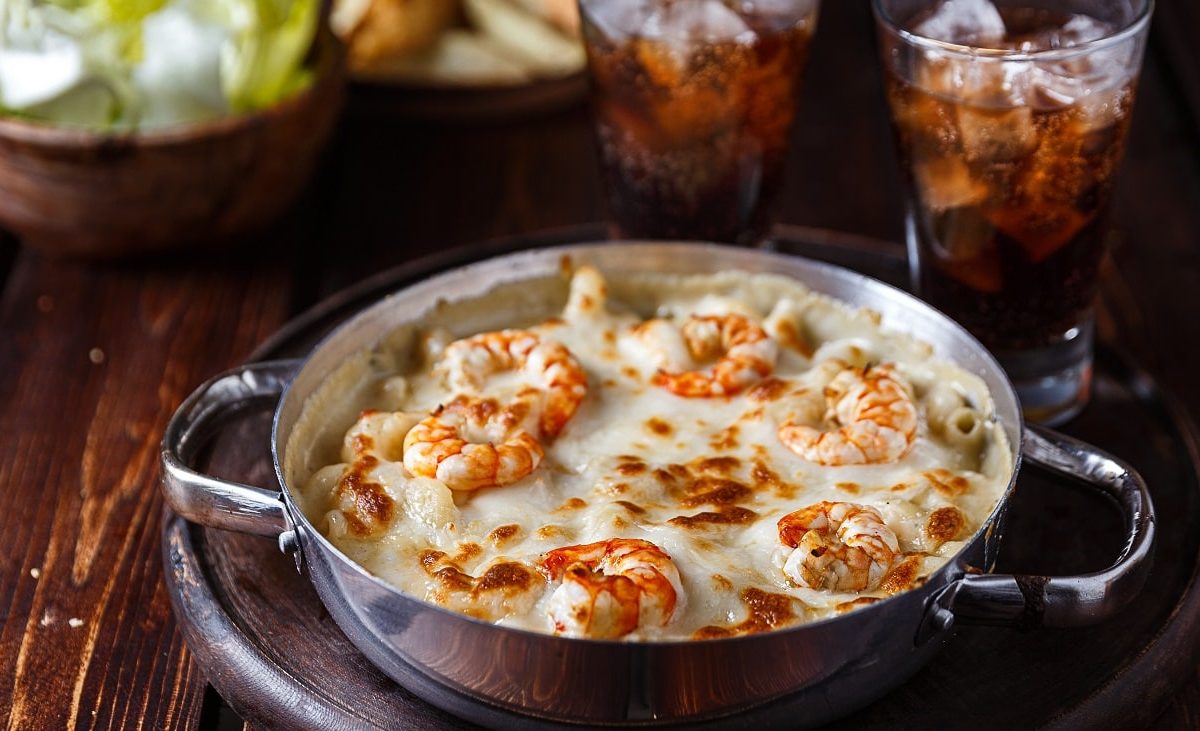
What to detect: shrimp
<box><xmin>539</xmin><ymin>538</ymin><xmax>686</xmax><ymax>639</ymax></box>
<box><xmin>777</xmin><ymin>502</ymin><xmax>898</xmax><ymax>592</ymax></box>
<box><xmin>403</xmin><ymin>396</ymin><xmax>545</xmax><ymax>491</ymax></box>
<box><xmin>653</xmin><ymin>314</ymin><xmax>778</xmax><ymax>398</ymax></box>
<box><xmin>440</xmin><ymin>329</ymin><xmax>587</xmax><ymax>439</ymax></box>
<box><xmin>778</xmin><ymin>363</ymin><xmax>918</xmax><ymax>465</ymax></box>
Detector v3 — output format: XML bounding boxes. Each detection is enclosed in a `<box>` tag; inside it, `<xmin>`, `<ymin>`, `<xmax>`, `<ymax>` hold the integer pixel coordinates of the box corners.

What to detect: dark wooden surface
<box><xmin>1</xmin><ymin>0</ymin><xmax>1198</xmax><ymax>728</ymax></box>
<box><xmin>162</xmin><ymin>229</ymin><xmax>1200</xmax><ymax>731</ymax></box>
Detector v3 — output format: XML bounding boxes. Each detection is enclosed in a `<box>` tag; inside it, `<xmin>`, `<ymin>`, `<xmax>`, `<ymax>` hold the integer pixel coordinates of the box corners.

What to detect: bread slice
<box><xmin>338</xmin><ymin>0</ymin><xmax>461</xmax><ymax>70</ymax></box>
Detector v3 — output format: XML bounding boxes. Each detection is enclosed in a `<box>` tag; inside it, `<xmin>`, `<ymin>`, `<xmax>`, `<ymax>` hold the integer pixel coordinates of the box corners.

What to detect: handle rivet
<box><xmin>278</xmin><ymin>530</ymin><xmax>300</xmax><ymax>556</ymax></box>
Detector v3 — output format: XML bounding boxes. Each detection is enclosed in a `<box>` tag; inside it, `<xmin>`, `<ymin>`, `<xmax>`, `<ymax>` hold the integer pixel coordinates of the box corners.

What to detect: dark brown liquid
<box><xmin>887</xmin><ymin>7</ymin><xmax>1134</xmax><ymax>350</ymax></box>
<box><xmin>581</xmin><ymin>7</ymin><xmax>815</xmax><ymax>244</ymax></box>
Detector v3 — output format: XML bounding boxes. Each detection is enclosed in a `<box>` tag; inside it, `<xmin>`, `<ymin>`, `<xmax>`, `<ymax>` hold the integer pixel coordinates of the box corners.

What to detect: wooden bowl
<box><xmin>0</xmin><ymin>31</ymin><xmax>345</xmax><ymax>259</ymax></box>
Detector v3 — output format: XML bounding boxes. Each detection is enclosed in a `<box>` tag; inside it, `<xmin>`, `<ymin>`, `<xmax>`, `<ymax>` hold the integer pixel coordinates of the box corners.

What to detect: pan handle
<box><xmin>925</xmin><ymin>425</ymin><xmax>1156</xmax><ymax>634</ymax></box>
<box><xmin>160</xmin><ymin>360</ymin><xmax>300</xmax><ymax>537</ymax></box>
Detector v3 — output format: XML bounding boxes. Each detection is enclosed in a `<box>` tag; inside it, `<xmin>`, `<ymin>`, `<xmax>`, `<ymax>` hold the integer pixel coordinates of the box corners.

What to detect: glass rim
<box><xmin>872</xmin><ymin>0</ymin><xmax>1154</xmax><ymax>62</ymax></box>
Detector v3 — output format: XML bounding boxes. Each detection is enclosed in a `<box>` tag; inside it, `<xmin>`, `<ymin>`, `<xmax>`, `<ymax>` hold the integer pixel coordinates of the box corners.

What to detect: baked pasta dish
<box><xmin>289</xmin><ymin>266</ymin><xmax>1012</xmax><ymax>640</ymax></box>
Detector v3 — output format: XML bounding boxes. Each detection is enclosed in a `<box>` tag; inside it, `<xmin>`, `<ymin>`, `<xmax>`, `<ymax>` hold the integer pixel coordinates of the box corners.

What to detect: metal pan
<box><xmin>160</xmin><ymin>243</ymin><xmax>1154</xmax><ymax>728</ymax></box>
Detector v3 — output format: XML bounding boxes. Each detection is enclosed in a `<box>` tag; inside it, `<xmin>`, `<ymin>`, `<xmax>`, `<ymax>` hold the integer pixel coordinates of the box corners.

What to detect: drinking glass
<box><xmin>578</xmin><ymin>0</ymin><xmax>821</xmax><ymax>245</ymax></box>
<box><xmin>874</xmin><ymin>0</ymin><xmax>1152</xmax><ymax>424</ymax></box>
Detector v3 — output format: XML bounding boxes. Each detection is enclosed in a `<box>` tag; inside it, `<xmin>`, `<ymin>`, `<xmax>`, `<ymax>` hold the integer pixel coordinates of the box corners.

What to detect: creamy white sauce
<box><xmin>293</xmin><ymin>268</ymin><xmax>1013</xmax><ymax>640</ymax></box>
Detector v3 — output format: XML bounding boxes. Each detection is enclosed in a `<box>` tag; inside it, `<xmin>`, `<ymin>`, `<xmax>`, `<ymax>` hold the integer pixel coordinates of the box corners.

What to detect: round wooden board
<box><xmin>163</xmin><ymin>226</ymin><xmax>1200</xmax><ymax>730</ymax></box>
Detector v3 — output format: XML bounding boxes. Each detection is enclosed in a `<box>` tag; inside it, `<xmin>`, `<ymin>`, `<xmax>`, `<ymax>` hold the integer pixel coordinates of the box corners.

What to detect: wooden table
<box><xmin>1</xmin><ymin>1</ymin><xmax>1198</xmax><ymax>728</ymax></box>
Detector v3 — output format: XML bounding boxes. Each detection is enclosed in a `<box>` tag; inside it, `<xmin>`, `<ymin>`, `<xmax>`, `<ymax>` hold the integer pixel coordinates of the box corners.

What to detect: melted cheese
<box><xmin>294</xmin><ymin>268</ymin><xmax>1013</xmax><ymax>639</ymax></box>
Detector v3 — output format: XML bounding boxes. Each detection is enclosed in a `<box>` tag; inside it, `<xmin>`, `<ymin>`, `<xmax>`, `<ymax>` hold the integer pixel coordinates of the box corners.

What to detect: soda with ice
<box><xmin>580</xmin><ymin>0</ymin><xmax>819</xmax><ymax>244</ymax></box>
<box><xmin>882</xmin><ymin>0</ymin><xmax>1143</xmax><ymax>351</ymax></box>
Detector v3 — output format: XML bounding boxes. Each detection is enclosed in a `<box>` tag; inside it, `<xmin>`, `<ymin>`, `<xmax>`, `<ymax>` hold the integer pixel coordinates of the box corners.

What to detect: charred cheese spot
<box><xmin>536</xmin><ymin>525</ymin><xmax>571</xmax><ymax>541</ymax></box>
<box><xmin>603</xmin><ymin>330</ymin><xmax>616</xmax><ymax>345</ymax></box>
<box><xmin>557</xmin><ymin>497</ymin><xmax>588</xmax><ymax>512</ymax></box>
<box><xmin>709</xmin><ymin>425</ymin><xmax>740</xmax><ymax>451</ymax></box>
<box><xmin>617</xmin><ymin>461</ymin><xmax>648</xmax><ymax>476</ymax></box>
<box><xmin>741</xmin><ymin>588</ymin><xmax>797</xmax><ymax>631</ymax></box>
<box><xmin>746</xmin><ymin>377</ymin><xmax>789</xmax><ymax>402</ymax></box>
<box><xmin>473</xmin><ymin>562</ymin><xmax>539</xmax><ymax>596</ymax></box>
<box><xmin>668</xmin><ymin>506</ymin><xmax>757</xmax><ymax>529</ymax></box>
<box><xmin>926</xmin><ymin>506</ymin><xmax>967</xmax><ymax>544</ymax></box>
<box><xmin>420</xmin><ymin>549</ymin><xmax>448</xmax><ymax>570</ymax></box>
<box><xmin>739</xmin><ymin>407</ymin><xmax>765</xmax><ymax>422</ymax></box>
<box><xmin>693</xmin><ymin>588</ymin><xmax>797</xmax><ymax>638</ymax></box>
<box><xmin>692</xmin><ymin>456</ymin><xmax>741</xmax><ymax>475</ymax></box>
<box><xmin>678</xmin><ymin>477</ymin><xmax>752</xmax><ymax>508</ymax></box>
<box><xmin>434</xmin><ymin>566</ymin><xmax>474</xmax><ymax>592</ymax></box>
<box><xmin>487</xmin><ymin>524</ymin><xmax>522</xmax><ymax>547</ymax></box>
<box><xmin>879</xmin><ymin>555</ymin><xmax>924</xmax><ymax>594</ymax></box>
<box><xmin>621</xmin><ymin>366</ymin><xmax>641</xmax><ymax>381</ymax></box>
<box><xmin>836</xmin><ymin>482</ymin><xmax>861</xmax><ymax>494</ymax></box>
<box><xmin>602</xmin><ymin>482</ymin><xmax>631</xmax><ymax>496</ymax></box>
<box><xmin>542</xmin><ymin>317</ymin><xmax>565</xmax><ymax>327</ymax></box>
<box><xmin>614</xmin><ymin>500</ymin><xmax>646</xmax><ymax>515</ymax></box>
<box><xmin>335</xmin><ymin>456</ymin><xmax>394</xmax><ymax>537</ymax></box>
<box><xmin>349</xmin><ymin>433</ymin><xmax>374</xmax><ymax>457</ymax></box>
<box><xmin>750</xmin><ymin>460</ymin><xmax>797</xmax><ymax>499</ymax></box>
<box><xmin>645</xmin><ymin>417</ymin><xmax>674</xmax><ymax>437</ymax></box>
<box><xmin>924</xmin><ymin>469</ymin><xmax>971</xmax><ymax>497</ymax></box>
<box><xmin>711</xmin><ymin>574</ymin><xmax>734</xmax><ymax>592</ymax></box>
<box><xmin>453</xmin><ymin>542</ymin><xmax>483</xmax><ymax>564</ymax></box>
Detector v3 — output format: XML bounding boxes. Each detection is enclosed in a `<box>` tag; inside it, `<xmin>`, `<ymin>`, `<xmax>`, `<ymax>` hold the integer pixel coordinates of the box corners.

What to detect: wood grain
<box><xmin>2</xmin><ymin>0</ymin><xmax>1200</xmax><ymax>726</ymax></box>
<box><xmin>0</xmin><ymin>253</ymin><xmax>293</xmax><ymax>728</ymax></box>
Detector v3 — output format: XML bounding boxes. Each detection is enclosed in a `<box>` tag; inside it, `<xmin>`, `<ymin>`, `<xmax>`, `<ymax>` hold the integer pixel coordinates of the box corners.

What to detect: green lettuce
<box><xmin>210</xmin><ymin>0</ymin><xmax>318</xmax><ymax>113</ymax></box>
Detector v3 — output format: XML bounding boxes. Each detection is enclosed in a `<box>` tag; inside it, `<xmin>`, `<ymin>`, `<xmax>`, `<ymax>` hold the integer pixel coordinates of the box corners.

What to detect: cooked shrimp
<box><xmin>778</xmin><ymin>502</ymin><xmax>898</xmax><ymax>592</ymax></box>
<box><xmin>653</xmin><ymin>314</ymin><xmax>778</xmax><ymax>398</ymax></box>
<box><xmin>779</xmin><ymin>363</ymin><xmax>918</xmax><ymax>465</ymax></box>
<box><xmin>540</xmin><ymin>538</ymin><xmax>685</xmax><ymax>639</ymax></box>
<box><xmin>403</xmin><ymin>396</ymin><xmax>545</xmax><ymax>491</ymax></box>
<box><xmin>441</xmin><ymin>329</ymin><xmax>587</xmax><ymax>439</ymax></box>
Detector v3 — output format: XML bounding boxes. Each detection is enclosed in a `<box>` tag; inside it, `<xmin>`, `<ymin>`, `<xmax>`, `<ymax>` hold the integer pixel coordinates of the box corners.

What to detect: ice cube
<box><xmin>925</xmin><ymin>207</ymin><xmax>1003</xmax><ymax>293</ymax></box>
<box><xmin>743</xmin><ymin>0</ymin><xmax>818</xmax><ymax>18</ymax></box>
<box><xmin>957</xmin><ymin>105</ymin><xmax>1037</xmax><ymax>162</ymax></box>
<box><xmin>1029</xmin><ymin>63</ymin><xmax>1085</xmax><ymax>108</ymax></box>
<box><xmin>643</xmin><ymin>0</ymin><xmax>756</xmax><ymax>47</ymax></box>
<box><xmin>581</xmin><ymin>0</ymin><xmax>654</xmax><ymax>41</ymax></box>
<box><xmin>986</xmin><ymin>204</ymin><xmax>1090</xmax><ymax>262</ymax></box>
<box><xmin>1029</xmin><ymin>53</ymin><xmax>1132</xmax><ymax>113</ymax></box>
<box><xmin>914</xmin><ymin>157</ymin><xmax>988</xmax><ymax>211</ymax></box>
<box><xmin>1059</xmin><ymin>14</ymin><xmax>1113</xmax><ymax>46</ymax></box>
<box><xmin>916</xmin><ymin>50</ymin><xmax>1031</xmax><ymax>107</ymax></box>
<box><xmin>1074</xmin><ymin>85</ymin><xmax>1130</xmax><ymax>135</ymax></box>
<box><xmin>914</xmin><ymin>0</ymin><xmax>1006</xmax><ymax>46</ymax></box>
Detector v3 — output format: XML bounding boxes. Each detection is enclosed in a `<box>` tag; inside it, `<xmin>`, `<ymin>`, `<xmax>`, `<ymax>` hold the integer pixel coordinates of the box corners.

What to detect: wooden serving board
<box><xmin>162</xmin><ymin>226</ymin><xmax>1200</xmax><ymax>730</ymax></box>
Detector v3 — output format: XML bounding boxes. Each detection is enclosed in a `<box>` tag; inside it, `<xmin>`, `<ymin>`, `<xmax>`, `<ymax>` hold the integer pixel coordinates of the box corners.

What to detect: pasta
<box><xmin>290</xmin><ymin>267</ymin><xmax>1013</xmax><ymax>639</ymax></box>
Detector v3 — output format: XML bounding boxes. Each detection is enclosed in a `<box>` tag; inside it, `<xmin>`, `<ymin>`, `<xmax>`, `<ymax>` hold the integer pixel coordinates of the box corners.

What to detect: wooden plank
<box><xmin>0</xmin><ymin>250</ymin><xmax>292</xmax><ymax>729</ymax></box>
